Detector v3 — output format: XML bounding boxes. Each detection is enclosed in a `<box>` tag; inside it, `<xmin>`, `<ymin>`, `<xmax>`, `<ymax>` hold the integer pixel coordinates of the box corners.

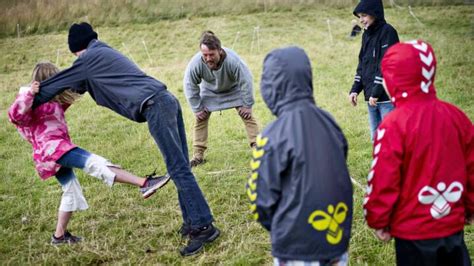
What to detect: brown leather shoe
<box><xmin>190</xmin><ymin>157</ymin><xmax>205</xmax><ymax>167</ymax></box>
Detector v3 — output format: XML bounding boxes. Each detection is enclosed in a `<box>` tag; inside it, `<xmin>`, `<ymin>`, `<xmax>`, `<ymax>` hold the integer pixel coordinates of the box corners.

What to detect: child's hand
<box><xmin>369</xmin><ymin>97</ymin><xmax>378</xmax><ymax>106</ymax></box>
<box><xmin>30</xmin><ymin>81</ymin><xmax>40</xmax><ymax>94</ymax></box>
<box><xmin>349</xmin><ymin>92</ymin><xmax>358</xmax><ymax>106</ymax></box>
<box><xmin>375</xmin><ymin>228</ymin><xmax>391</xmax><ymax>242</ymax></box>
<box><xmin>195</xmin><ymin>107</ymin><xmax>210</xmax><ymax>122</ymax></box>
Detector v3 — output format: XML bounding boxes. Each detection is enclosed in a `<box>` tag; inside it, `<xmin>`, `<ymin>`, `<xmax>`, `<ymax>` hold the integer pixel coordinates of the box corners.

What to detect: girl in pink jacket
<box><xmin>8</xmin><ymin>62</ymin><xmax>170</xmax><ymax>245</ymax></box>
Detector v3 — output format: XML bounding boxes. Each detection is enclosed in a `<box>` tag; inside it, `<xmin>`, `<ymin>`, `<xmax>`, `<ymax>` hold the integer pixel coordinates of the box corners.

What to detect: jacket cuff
<box><xmin>350</xmin><ymin>84</ymin><xmax>362</xmax><ymax>94</ymax></box>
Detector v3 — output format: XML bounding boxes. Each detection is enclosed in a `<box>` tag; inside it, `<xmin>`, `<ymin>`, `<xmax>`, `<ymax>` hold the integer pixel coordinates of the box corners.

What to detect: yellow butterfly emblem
<box><xmin>308</xmin><ymin>202</ymin><xmax>348</xmax><ymax>245</ymax></box>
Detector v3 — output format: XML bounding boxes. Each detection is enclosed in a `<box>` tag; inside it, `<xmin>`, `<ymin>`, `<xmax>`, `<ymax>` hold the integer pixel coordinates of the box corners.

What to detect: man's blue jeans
<box><xmin>367</xmin><ymin>101</ymin><xmax>394</xmax><ymax>141</ymax></box>
<box><xmin>142</xmin><ymin>91</ymin><xmax>213</xmax><ymax>229</ymax></box>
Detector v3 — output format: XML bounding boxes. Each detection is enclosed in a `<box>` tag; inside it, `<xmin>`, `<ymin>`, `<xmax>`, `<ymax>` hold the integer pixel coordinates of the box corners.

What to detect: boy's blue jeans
<box><xmin>142</xmin><ymin>91</ymin><xmax>213</xmax><ymax>229</ymax></box>
<box><xmin>367</xmin><ymin>102</ymin><xmax>394</xmax><ymax>141</ymax></box>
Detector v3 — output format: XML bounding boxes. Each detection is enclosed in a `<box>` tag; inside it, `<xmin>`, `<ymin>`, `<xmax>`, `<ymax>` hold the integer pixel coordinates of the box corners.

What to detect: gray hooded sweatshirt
<box><xmin>183</xmin><ymin>48</ymin><xmax>254</xmax><ymax>113</ymax></box>
<box><xmin>247</xmin><ymin>47</ymin><xmax>353</xmax><ymax>261</ymax></box>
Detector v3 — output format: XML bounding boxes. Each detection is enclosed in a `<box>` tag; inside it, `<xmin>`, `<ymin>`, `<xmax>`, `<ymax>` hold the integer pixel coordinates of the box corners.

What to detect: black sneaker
<box><xmin>179</xmin><ymin>224</ymin><xmax>220</xmax><ymax>256</ymax></box>
<box><xmin>140</xmin><ymin>173</ymin><xmax>171</xmax><ymax>199</ymax></box>
<box><xmin>51</xmin><ymin>231</ymin><xmax>82</xmax><ymax>245</ymax></box>
<box><xmin>179</xmin><ymin>223</ymin><xmax>191</xmax><ymax>239</ymax></box>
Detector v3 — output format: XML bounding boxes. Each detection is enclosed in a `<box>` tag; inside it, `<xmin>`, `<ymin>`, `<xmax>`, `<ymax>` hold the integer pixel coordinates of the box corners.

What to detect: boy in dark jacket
<box><xmin>348</xmin><ymin>0</ymin><xmax>399</xmax><ymax>141</ymax></box>
<box><xmin>247</xmin><ymin>46</ymin><xmax>353</xmax><ymax>265</ymax></box>
<box><xmin>364</xmin><ymin>40</ymin><xmax>473</xmax><ymax>265</ymax></box>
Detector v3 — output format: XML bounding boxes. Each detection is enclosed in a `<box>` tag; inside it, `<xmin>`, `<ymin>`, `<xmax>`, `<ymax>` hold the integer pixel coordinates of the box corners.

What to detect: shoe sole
<box><xmin>190</xmin><ymin>159</ymin><xmax>205</xmax><ymax>168</ymax></box>
<box><xmin>142</xmin><ymin>175</ymin><xmax>171</xmax><ymax>199</ymax></box>
<box><xmin>180</xmin><ymin>228</ymin><xmax>221</xmax><ymax>257</ymax></box>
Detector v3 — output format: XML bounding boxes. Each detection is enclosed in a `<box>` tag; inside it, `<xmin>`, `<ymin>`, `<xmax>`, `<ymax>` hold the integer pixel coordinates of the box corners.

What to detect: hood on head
<box><xmin>381</xmin><ymin>40</ymin><xmax>437</xmax><ymax>106</ymax></box>
<box><xmin>353</xmin><ymin>0</ymin><xmax>385</xmax><ymax>22</ymax></box>
<box><xmin>260</xmin><ymin>46</ymin><xmax>314</xmax><ymax>116</ymax></box>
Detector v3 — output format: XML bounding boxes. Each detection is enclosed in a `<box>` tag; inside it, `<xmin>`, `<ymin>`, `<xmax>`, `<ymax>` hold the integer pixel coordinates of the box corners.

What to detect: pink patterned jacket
<box><xmin>8</xmin><ymin>89</ymin><xmax>77</xmax><ymax>180</ymax></box>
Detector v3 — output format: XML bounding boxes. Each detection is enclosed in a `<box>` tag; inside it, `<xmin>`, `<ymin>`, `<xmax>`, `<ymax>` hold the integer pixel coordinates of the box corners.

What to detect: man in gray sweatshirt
<box><xmin>183</xmin><ymin>31</ymin><xmax>259</xmax><ymax>167</ymax></box>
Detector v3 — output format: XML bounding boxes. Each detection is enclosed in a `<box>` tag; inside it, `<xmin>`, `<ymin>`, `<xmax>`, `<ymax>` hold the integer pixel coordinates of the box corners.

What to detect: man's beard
<box><xmin>206</xmin><ymin>60</ymin><xmax>218</xmax><ymax>70</ymax></box>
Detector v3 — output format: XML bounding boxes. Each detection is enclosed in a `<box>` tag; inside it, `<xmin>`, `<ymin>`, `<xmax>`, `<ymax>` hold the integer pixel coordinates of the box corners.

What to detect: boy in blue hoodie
<box><xmin>247</xmin><ymin>47</ymin><xmax>353</xmax><ymax>265</ymax></box>
<box><xmin>348</xmin><ymin>0</ymin><xmax>399</xmax><ymax>141</ymax></box>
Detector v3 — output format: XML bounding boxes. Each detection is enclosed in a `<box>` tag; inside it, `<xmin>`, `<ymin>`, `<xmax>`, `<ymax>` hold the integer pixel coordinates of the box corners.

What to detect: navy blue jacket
<box><xmin>247</xmin><ymin>47</ymin><xmax>353</xmax><ymax>261</ymax></box>
<box><xmin>350</xmin><ymin>0</ymin><xmax>399</xmax><ymax>101</ymax></box>
<box><xmin>33</xmin><ymin>40</ymin><xmax>166</xmax><ymax>122</ymax></box>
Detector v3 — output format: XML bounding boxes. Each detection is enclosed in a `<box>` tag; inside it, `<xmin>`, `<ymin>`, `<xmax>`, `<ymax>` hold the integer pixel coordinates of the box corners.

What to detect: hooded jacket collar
<box><xmin>260</xmin><ymin>46</ymin><xmax>314</xmax><ymax>116</ymax></box>
<box><xmin>353</xmin><ymin>0</ymin><xmax>386</xmax><ymax>22</ymax></box>
<box><xmin>381</xmin><ymin>40</ymin><xmax>438</xmax><ymax>107</ymax></box>
<box><xmin>353</xmin><ymin>0</ymin><xmax>386</xmax><ymax>35</ymax></box>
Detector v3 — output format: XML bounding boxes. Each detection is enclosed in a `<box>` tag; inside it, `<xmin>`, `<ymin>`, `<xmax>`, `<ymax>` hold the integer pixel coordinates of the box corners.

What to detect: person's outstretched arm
<box><xmin>33</xmin><ymin>58</ymin><xmax>87</xmax><ymax>109</ymax></box>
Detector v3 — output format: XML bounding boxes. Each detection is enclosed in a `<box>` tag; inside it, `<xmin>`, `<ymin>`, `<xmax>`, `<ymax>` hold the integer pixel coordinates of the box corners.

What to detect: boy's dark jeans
<box><xmin>395</xmin><ymin>231</ymin><xmax>471</xmax><ymax>266</ymax></box>
<box><xmin>143</xmin><ymin>91</ymin><xmax>213</xmax><ymax>229</ymax></box>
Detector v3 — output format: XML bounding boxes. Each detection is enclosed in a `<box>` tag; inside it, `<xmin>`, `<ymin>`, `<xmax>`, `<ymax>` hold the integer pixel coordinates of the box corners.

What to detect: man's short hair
<box><xmin>200</xmin><ymin>31</ymin><xmax>221</xmax><ymax>50</ymax></box>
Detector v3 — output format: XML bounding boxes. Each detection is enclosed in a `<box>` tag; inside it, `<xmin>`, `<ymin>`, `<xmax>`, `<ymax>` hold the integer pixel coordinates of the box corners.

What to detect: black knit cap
<box><xmin>68</xmin><ymin>22</ymin><xmax>98</xmax><ymax>53</ymax></box>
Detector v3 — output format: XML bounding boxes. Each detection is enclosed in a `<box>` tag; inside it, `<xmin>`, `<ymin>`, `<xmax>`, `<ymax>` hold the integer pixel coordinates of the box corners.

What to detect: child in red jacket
<box><xmin>363</xmin><ymin>40</ymin><xmax>473</xmax><ymax>265</ymax></box>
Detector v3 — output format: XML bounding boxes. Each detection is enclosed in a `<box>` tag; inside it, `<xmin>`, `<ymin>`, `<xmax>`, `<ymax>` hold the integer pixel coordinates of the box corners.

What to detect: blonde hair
<box><xmin>31</xmin><ymin>61</ymin><xmax>81</xmax><ymax>105</ymax></box>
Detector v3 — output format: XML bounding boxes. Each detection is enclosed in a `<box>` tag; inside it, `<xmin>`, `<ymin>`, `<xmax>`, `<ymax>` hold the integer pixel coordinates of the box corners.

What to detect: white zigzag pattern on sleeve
<box><xmin>420</xmin><ymin>52</ymin><xmax>433</xmax><ymax>66</ymax></box>
<box><xmin>422</xmin><ymin>66</ymin><xmax>435</xmax><ymax>80</ymax></box>
<box><xmin>408</xmin><ymin>41</ymin><xmax>434</xmax><ymax>94</ymax></box>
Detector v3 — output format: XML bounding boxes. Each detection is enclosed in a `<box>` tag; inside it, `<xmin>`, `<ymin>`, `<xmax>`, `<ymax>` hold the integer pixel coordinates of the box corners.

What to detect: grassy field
<box><xmin>0</xmin><ymin>0</ymin><xmax>466</xmax><ymax>38</ymax></box>
<box><xmin>0</xmin><ymin>3</ymin><xmax>473</xmax><ymax>265</ymax></box>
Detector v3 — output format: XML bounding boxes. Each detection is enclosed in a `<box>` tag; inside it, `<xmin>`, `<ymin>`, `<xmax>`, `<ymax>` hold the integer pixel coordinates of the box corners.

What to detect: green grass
<box><xmin>0</xmin><ymin>4</ymin><xmax>473</xmax><ymax>265</ymax></box>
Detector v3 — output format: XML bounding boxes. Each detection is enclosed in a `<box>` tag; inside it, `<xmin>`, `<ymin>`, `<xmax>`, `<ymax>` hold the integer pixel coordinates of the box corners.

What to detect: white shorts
<box><xmin>59</xmin><ymin>178</ymin><xmax>89</xmax><ymax>212</ymax></box>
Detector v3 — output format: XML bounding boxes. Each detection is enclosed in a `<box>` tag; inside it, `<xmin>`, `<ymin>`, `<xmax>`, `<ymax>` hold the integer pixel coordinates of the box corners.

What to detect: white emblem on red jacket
<box><xmin>418</xmin><ymin>181</ymin><xmax>463</xmax><ymax>219</ymax></box>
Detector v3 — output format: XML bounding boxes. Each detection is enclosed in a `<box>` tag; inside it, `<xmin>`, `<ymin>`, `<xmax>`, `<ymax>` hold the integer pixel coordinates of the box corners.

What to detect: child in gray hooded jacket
<box><xmin>247</xmin><ymin>47</ymin><xmax>353</xmax><ymax>265</ymax></box>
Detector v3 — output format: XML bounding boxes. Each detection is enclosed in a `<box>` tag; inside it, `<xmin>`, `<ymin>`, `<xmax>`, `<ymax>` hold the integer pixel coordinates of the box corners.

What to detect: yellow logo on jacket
<box><xmin>308</xmin><ymin>202</ymin><xmax>348</xmax><ymax>245</ymax></box>
<box><xmin>247</xmin><ymin>134</ymin><xmax>269</xmax><ymax>221</ymax></box>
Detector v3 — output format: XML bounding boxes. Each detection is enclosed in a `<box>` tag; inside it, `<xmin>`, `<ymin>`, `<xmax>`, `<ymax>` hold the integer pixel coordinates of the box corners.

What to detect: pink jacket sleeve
<box><xmin>364</xmin><ymin>123</ymin><xmax>404</xmax><ymax>229</ymax></box>
<box><xmin>8</xmin><ymin>91</ymin><xmax>35</xmax><ymax>126</ymax></box>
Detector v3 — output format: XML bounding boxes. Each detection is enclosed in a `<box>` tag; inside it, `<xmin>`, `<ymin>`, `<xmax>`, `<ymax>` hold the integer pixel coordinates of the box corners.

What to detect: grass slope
<box><xmin>0</xmin><ymin>5</ymin><xmax>473</xmax><ymax>265</ymax></box>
